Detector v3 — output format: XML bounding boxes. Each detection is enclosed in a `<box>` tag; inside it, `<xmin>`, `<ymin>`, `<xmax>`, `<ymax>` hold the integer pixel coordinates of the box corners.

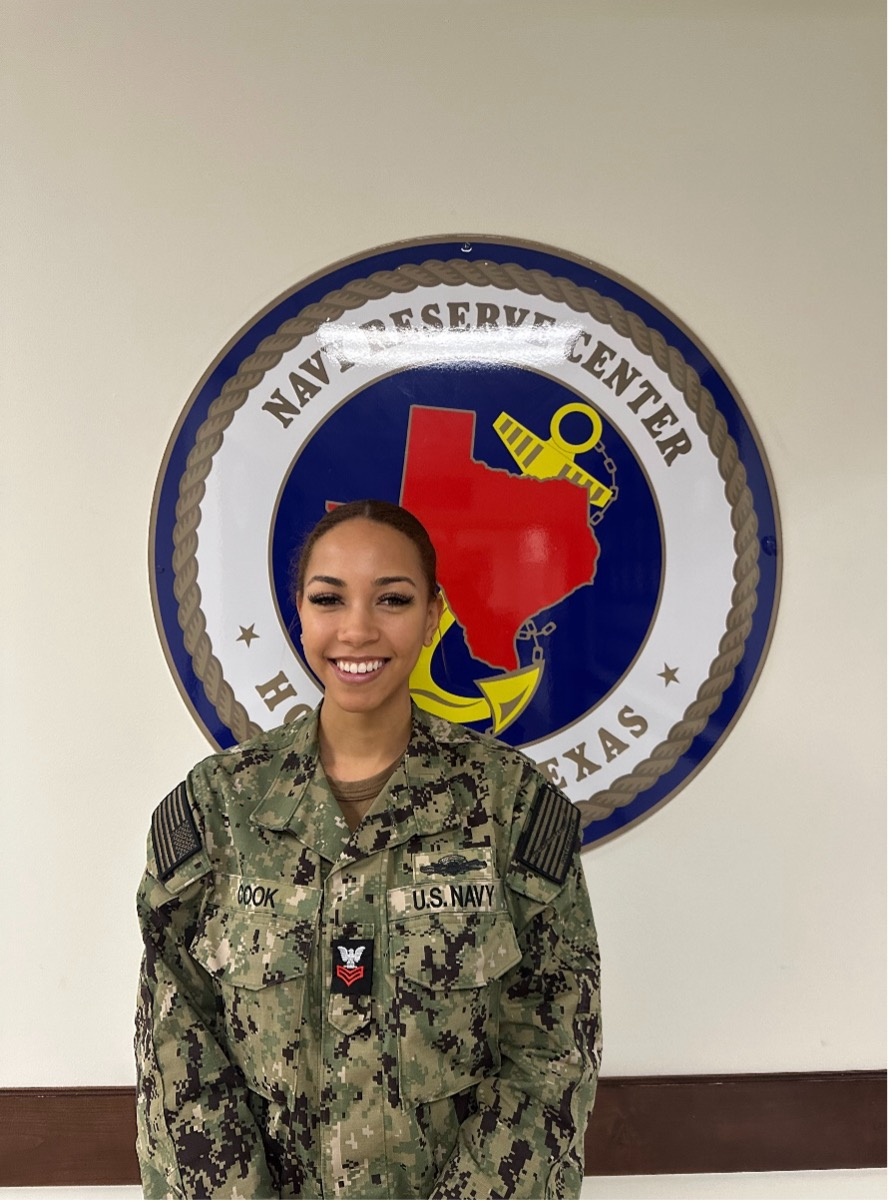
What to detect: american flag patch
<box><xmin>151</xmin><ymin>781</ymin><xmax>202</xmax><ymax>882</ymax></box>
<box><xmin>515</xmin><ymin>783</ymin><xmax>580</xmax><ymax>885</ymax></box>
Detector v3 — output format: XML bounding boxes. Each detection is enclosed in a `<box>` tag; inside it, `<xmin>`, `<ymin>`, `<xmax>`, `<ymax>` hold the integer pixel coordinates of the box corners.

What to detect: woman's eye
<box><xmin>379</xmin><ymin>593</ymin><xmax>413</xmax><ymax>607</ymax></box>
<box><xmin>306</xmin><ymin>592</ymin><xmax>342</xmax><ymax>607</ymax></box>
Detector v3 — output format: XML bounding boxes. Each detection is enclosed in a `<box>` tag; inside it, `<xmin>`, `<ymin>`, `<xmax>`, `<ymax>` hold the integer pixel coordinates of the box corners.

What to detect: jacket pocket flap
<box><xmin>191</xmin><ymin>884</ymin><xmax>321</xmax><ymax>989</ymax></box>
<box><xmin>390</xmin><ymin>910</ymin><xmax>521</xmax><ymax>990</ymax></box>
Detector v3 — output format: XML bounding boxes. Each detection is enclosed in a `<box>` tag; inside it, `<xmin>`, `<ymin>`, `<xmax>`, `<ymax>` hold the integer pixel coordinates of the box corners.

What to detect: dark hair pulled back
<box><xmin>294</xmin><ymin>500</ymin><xmax>438</xmax><ymax>600</ymax></box>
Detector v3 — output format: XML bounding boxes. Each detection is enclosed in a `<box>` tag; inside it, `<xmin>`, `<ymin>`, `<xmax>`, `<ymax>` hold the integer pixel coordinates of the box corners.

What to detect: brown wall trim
<box><xmin>0</xmin><ymin>1073</ymin><xmax>885</xmax><ymax>1187</ymax></box>
<box><xmin>585</xmin><ymin>1072</ymin><xmax>886</xmax><ymax>1177</ymax></box>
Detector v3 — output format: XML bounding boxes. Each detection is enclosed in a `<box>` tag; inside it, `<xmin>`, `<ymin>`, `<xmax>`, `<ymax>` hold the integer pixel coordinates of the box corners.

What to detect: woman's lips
<box><xmin>329</xmin><ymin>658</ymin><xmax>388</xmax><ymax>682</ymax></box>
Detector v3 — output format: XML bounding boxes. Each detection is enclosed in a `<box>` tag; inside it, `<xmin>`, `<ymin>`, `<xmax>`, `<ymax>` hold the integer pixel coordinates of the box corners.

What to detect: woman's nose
<box><xmin>338</xmin><ymin>605</ymin><xmax>379</xmax><ymax>644</ymax></box>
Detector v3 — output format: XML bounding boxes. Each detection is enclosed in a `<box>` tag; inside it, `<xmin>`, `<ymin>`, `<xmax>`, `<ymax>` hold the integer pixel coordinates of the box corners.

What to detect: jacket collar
<box><xmin>250</xmin><ymin>704</ymin><xmax>459</xmax><ymax>863</ymax></box>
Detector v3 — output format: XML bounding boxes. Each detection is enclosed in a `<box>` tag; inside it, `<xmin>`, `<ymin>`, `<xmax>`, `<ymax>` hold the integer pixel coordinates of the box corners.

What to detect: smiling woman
<box><xmin>135</xmin><ymin>500</ymin><xmax>602</xmax><ymax>1200</ymax></box>
<box><xmin>294</xmin><ymin>503</ymin><xmax>442</xmax><ymax>774</ymax></box>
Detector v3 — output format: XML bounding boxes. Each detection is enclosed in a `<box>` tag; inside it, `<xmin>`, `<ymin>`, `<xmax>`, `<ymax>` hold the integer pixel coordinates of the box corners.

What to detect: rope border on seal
<box><xmin>170</xmin><ymin>259</ymin><xmax>760</xmax><ymax>822</ymax></box>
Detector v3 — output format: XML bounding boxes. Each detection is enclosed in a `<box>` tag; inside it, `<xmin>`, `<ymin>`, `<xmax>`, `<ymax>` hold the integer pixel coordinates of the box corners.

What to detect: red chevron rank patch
<box><xmin>331</xmin><ymin>938</ymin><xmax>373</xmax><ymax>996</ymax></box>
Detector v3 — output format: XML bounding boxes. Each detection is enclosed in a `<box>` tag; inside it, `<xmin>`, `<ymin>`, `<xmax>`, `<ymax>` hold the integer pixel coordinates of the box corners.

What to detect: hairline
<box><xmin>294</xmin><ymin>505</ymin><xmax>438</xmax><ymax>602</ymax></box>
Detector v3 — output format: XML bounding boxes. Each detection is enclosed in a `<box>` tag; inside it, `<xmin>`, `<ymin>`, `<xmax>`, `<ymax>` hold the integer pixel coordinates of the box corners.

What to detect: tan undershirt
<box><xmin>326</xmin><ymin>754</ymin><xmax>403</xmax><ymax>833</ymax></box>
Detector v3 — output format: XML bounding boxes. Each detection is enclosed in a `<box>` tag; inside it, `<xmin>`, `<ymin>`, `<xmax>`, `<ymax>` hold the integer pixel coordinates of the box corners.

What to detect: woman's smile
<box><xmin>329</xmin><ymin>657</ymin><xmax>389</xmax><ymax>680</ymax></box>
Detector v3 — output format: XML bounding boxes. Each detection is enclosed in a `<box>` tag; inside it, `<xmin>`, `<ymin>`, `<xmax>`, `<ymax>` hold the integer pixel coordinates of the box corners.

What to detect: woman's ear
<box><xmin>424</xmin><ymin>590</ymin><xmax>444</xmax><ymax>645</ymax></box>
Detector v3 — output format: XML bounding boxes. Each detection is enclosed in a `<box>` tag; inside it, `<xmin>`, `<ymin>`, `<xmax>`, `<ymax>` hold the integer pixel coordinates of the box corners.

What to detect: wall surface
<box><xmin>0</xmin><ymin>0</ymin><xmax>884</xmax><ymax>1092</ymax></box>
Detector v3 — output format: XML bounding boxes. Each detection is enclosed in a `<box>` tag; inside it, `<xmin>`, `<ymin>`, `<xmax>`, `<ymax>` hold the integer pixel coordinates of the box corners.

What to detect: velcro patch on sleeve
<box><xmin>515</xmin><ymin>783</ymin><xmax>580</xmax><ymax>886</ymax></box>
<box><xmin>151</xmin><ymin>781</ymin><xmax>203</xmax><ymax>883</ymax></box>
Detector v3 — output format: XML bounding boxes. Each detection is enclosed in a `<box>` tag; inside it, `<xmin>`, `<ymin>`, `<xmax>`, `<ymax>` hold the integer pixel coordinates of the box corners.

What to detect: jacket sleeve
<box><xmin>430</xmin><ymin>775</ymin><xmax>602</xmax><ymax>1200</ymax></box>
<box><xmin>134</xmin><ymin>775</ymin><xmax>275</xmax><ymax>1199</ymax></box>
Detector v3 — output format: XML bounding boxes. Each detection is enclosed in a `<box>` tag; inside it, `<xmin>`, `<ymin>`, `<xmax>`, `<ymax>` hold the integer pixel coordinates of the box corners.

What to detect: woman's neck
<box><xmin>317</xmin><ymin>697</ymin><xmax>412</xmax><ymax>782</ymax></box>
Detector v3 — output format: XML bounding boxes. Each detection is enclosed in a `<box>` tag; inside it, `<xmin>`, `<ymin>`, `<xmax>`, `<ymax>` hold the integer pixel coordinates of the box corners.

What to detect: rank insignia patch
<box><xmin>516</xmin><ymin>783</ymin><xmax>580</xmax><ymax>885</ymax></box>
<box><xmin>151</xmin><ymin>781</ymin><xmax>202</xmax><ymax>882</ymax></box>
<box><xmin>332</xmin><ymin>939</ymin><xmax>374</xmax><ymax>996</ymax></box>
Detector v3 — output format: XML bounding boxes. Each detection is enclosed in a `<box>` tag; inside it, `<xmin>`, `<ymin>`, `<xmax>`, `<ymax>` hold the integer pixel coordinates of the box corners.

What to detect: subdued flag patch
<box><xmin>515</xmin><ymin>783</ymin><xmax>580</xmax><ymax>885</ymax></box>
<box><xmin>151</xmin><ymin>781</ymin><xmax>202</xmax><ymax>882</ymax></box>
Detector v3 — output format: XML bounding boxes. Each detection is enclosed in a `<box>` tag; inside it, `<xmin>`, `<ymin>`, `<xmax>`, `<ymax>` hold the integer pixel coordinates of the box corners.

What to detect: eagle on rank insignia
<box><xmin>331</xmin><ymin>938</ymin><xmax>374</xmax><ymax>996</ymax></box>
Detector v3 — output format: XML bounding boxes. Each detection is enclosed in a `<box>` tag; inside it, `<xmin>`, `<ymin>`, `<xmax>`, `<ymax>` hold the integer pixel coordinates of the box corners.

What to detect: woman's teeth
<box><xmin>335</xmin><ymin>660</ymin><xmax>385</xmax><ymax>675</ymax></box>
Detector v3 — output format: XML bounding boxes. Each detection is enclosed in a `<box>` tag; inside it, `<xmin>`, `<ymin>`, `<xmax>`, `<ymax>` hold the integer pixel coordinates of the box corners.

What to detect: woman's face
<box><xmin>297</xmin><ymin>518</ymin><xmax>441</xmax><ymax>723</ymax></box>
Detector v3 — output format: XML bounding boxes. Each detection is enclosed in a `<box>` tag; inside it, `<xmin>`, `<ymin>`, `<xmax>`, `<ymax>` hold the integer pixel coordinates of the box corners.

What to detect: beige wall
<box><xmin>0</xmin><ymin>0</ymin><xmax>884</xmax><ymax>1087</ymax></box>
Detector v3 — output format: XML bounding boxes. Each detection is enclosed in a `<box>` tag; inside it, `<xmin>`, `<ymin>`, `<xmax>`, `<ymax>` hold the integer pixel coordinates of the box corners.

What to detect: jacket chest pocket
<box><xmin>388</xmin><ymin>909</ymin><xmax>521</xmax><ymax>1104</ymax></box>
<box><xmin>190</xmin><ymin>880</ymin><xmax>321</xmax><ymax>1102</ymax></box>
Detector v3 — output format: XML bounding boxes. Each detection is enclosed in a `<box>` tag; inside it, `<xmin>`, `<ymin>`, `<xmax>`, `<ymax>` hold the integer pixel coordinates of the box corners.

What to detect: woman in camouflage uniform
<box><xmin>136</xmin><ymin>500</ymin><xmax>601</xmax><ymax>1199</ymax></box>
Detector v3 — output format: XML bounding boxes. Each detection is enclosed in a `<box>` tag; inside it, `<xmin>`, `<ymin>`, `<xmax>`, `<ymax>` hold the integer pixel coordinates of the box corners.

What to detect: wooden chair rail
<box><xmin>0</xmin><ymin>1072</ymin><xmax>885</xmax><ymax>1187</ymax></box>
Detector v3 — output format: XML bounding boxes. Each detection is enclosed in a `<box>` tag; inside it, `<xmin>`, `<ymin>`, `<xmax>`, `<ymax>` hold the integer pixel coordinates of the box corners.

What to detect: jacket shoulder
<box><xmin>423</xmin><ymin>713</ymin><xmax>581</xmax><ymax>901</ymax></box>
<box><xmin>196</xmin><ymin>711</ymin><xmax>311</xmax><ymax>780</ymax></box>
<box><xmin>144</xmin><ymin>713</ymin><xmax>313</xmax><ymax>892</ymax></box>
<box><xmin>423</xmin><ymin>712</ymin><xmax>536</xmax><ymax>775</ymax></box>
<box><xmin>186</xmin><ymin>711</ymin><xmax>317</xmax><ymax>812</ymax></box>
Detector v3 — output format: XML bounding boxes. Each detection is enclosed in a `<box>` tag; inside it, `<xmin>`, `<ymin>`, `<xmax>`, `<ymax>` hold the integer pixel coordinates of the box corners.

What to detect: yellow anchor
<box><xmin>493</xmin><ymin>401</ymin><xmax>613</xmax><ymax>507</ymax></box>
<box><xmin>410</xmin><ymin>599</ymin><xmax>542</xmax><ymax>735</ymax></box>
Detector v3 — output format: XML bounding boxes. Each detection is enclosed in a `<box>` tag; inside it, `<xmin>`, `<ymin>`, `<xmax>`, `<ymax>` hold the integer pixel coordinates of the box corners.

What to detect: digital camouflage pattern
<box><xmin>135</xmin><ymin>705</ymin><xmax>601</xmax><ymax>1199</ymax></box>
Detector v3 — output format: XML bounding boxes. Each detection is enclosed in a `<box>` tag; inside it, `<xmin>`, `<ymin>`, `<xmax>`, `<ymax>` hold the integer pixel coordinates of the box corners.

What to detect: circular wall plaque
<box><xmin>151</xmin><ymin>236</ymin><xmax>781</xmax><ymax>848</ymax></box>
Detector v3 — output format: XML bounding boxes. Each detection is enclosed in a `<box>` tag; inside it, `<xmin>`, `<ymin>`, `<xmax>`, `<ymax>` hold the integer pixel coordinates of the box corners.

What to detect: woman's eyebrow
<box><xmin>306</xmin><ymin>575</ymin><xmax>345</xmax><ymax>587</ymax></box>
<box><xmin>306</xmin><ymin>574</ymin><xmax>417</xmax><ymax>587</ymax></box>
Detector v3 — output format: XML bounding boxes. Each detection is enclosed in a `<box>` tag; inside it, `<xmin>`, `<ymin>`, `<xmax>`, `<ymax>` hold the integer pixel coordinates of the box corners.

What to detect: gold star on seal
<box><xmin>237</xmin><ymin>624</ymin><xmax>259</xmax><ymax>647</ymax></box>
<box><xmin>658</xmin><ymin>663</ymin><xmax>679</xmax><ymax>687</ymax></box>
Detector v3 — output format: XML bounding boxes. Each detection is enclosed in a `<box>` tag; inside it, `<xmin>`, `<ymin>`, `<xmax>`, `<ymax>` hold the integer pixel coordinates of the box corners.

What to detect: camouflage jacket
<box><xmin>135</xmin><ymin>706</ymin><xmax>601</xmax><ymax>1199</ymax></box>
